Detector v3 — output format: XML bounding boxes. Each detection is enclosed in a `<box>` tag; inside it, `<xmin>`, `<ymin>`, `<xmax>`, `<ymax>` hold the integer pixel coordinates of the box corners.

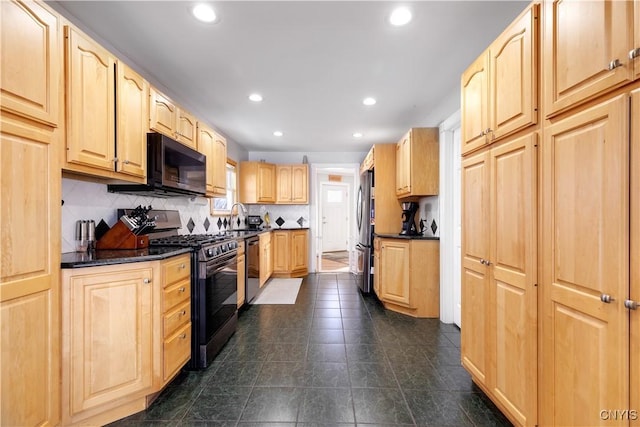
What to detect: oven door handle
<box><xmin>205</xmin><ymin>251</ymin><xmax>237</xmax><ymax>274</ymax></box>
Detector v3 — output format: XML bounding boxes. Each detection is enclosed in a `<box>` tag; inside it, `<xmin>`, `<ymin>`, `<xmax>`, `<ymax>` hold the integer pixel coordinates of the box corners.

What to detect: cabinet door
<box><xmin>489</xmin><ymin>4</ymin><xmax>538</xmax><ymax>140</ymax></box>
<box><xmin>1</xmin><ymin>0</ymin><xmax>59</xmax><ymax>126</ymax></box>
<box><xmin>272</xmin><ymin>231</ymin><xmax>289</xmax><ymax>273</ymax></box>
<box><xmin>276</xmin><ymin>165</ymin><xmax>292</xmax><ymax>203</ymax></box>
<box><xmin>258</xmin><ymin>163</ymin><xmax>276</xmax><ymax>203</ymax></box>
<box><xmin>461</xmin><ymin>150</ymin><xmax>490</xmax><ymax>384</ymax></box>
<box><xmin>116</xmin><ymin>62</ymin><xmax>147</xmax><ymax>179</ymax></box>
<box><xmin>149</xmin><ymin>87</ymin><xmax>176</xmax><ymax>136</ymax></box>
<box><xmin>634</xmin><ymin>3</ymin><xmax>640</xmax><ymax>80</ymax></box>
<box><xmin>373</xmin><ymin>239</ymin><xmax>381</xmax><ymax>296</ymax></box>
<box><xmin>461</xmin><ymin>52</ymin><xmax>489</xmax><ymax>155</ymax></box>
<box><xmin>540</xmin><ymin>95</ymin><xmax>629</xmax><ymax>426</ymax></box>
<box><xmin>66</xmin><ymin>266</ymin><xmax>153</xmax><ymax>416</ymax></box>
<box><xmin>395</xmin><ymin>135</ymin><xmax>410</xmax><ymax>196</ymax></box>
<box><xmin>631</xmin><ymin>89</ymin><xmax>640</xmax><ymax>427</ymax></box>
<box><xmin>237</xmin><ymin>243</ymin><xmax>246</xmax><ymax>307</ymax></box>
<box><xmin>1</xmin><ymin>115</ymin><xmax>60</xmax><ymax>426</ymax></box>
<box><xmin>291</xmin><ymin>230</ymin><xmax>308</xmax><ymax>272</ymax></box>
<box><xmin>488</xmin><ymin>133</ymin><xmax>537</xmax><ymax>426</ymax></box>
<box><xmin>212</xmin><ymin>132</ymin><xmax>227</xmax><ymax>196</ymax></box>
<box><xmin>65</xmin><ymin>26</ymin><xmax>115</xmax><ymax>171</ymax></box>
<box><xmin>379</xmin><ymin>240</ymin><xmax>411</xmax><ymax>307</ymax></box>
<box><xmin>291</xmin><ymin>165</ymin><xmax>309</xmax><ymax>204</ymax></box>
<box><xmin>197</xmin><ymin>123</ymin><xmax>216</xmax><ymax>196</ymax></box>
<box><xmin>544</xmin><ymin>0</ymin><xmax>634</xmax><ymax>116</ymax></box>
<box><xmin>176</xmin><ymin>108</ymin><xmax>197</xmax><ymax>149</ymax></box>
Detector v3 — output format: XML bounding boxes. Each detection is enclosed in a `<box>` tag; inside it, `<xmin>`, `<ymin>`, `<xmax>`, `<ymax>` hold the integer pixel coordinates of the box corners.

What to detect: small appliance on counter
<box><xmin>247</xmin><ymin>215</ymin><xmax>263</xmax><ymax>230</ymax></box>
<box><xmin>95</xmin><ymin>205</ymin><xmax>156</xmax><ymax>250</ymax></box>
<box><xmin>75</xmin><ymin>220</ymin><xmax>96</xmax><ymax>252</ymax></box>
<box><xmin>400</xmin><ymin>201</ymin><xmax>420</xmax><ymax>236</ymax></box>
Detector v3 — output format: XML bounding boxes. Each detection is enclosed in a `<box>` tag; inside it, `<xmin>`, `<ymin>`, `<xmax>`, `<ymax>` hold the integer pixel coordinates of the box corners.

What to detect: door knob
<box><xmin>624</xmin><ymin>299</ymin><xmax>639</xmax><ymax>310</ymax></box>
<box><xmin>608</xmin><ymin>59</ymin><xmax>622</xmax><ymax>70</ymax></box>
<box><xmin>600</xmin><ymin>294</ymin><xmax>615</xmax><ymax>304</ymax></box>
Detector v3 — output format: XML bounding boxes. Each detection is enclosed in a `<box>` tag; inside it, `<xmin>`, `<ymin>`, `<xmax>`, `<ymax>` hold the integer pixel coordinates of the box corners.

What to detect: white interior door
<box><xmin>453</xmin><ymin>127</ymin><xmax>462</xmax><ymax>327</ymax></box>
<box><xmin>321</xmin><ymin>183</ymin><xmax>349</xmax><ymax>252</ymax></box>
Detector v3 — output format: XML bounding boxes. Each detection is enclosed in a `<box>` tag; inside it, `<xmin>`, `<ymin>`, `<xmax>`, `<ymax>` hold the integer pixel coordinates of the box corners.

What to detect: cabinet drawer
<box><xmin>164</xmin><ymin>300</ymin><xmax>190</xmax><ymax>338</ymax></box>
<box><xmin>162</xmin><ymin>254</ymin><xmax>190</xmax><ymax>286</ymax></box>
<box><xmin>163</xmin><ymin>279</ymin><xmax>190</xmax><ymax>311</ymax></box>
<box><xmin>164</xmin><ymin>323</ymin><xmax>191</xmax><ymax>382</ymax></box>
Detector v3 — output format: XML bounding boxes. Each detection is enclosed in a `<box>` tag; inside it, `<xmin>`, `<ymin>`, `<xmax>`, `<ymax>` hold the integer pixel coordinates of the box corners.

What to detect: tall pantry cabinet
<box><xmin>462</xmin><ymin>1</ymin><xmax>640</xmax><ymax>426</ymax></box>
<box><xmin>460</xmin><ymin>3</ymin><xmax>538</xmax><ymax>426</ymax></box>
<box><xmin>0</xmin><ymin>1</ymin><xmax>62</xmax><ymax>425</ymax></box>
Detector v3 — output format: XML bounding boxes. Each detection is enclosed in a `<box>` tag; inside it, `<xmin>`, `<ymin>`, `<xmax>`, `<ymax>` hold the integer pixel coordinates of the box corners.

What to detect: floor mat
<box><xmin>250</xmin><ymin>278</ymin><xmax>303</xmax><ymax>304</ymax></box>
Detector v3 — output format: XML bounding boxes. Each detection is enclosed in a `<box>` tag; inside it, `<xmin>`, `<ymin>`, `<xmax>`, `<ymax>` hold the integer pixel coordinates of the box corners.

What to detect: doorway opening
<box><xmin>319</xmin><ymin>182</ymin><xmax>350</xmax><ymax>272</ymax></box>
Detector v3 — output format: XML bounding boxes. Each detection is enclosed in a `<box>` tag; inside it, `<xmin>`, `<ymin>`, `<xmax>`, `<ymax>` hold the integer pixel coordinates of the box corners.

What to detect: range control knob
<box><xmin>206</xmin><ymin>248</ymin><xmax>214</xmax><ymax>257</ymax></box>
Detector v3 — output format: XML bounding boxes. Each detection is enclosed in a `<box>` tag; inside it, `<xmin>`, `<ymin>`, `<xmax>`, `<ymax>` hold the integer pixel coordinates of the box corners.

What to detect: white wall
<box><xmin>248</xmin><ymin>151</ymin><xmax>366</xmax><ymax>164</ymax></box>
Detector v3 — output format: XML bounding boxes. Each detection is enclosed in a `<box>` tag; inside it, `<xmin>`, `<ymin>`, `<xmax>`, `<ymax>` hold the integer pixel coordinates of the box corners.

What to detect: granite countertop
<box><xmin>61</xmin><ymin>247</ymin><xmax>192</xmax><ymax>268</ymax></box>
<box><xmin>374</xmin><ymin>233</ymin><xmax>440</xmax><ymax>241</ymax></box>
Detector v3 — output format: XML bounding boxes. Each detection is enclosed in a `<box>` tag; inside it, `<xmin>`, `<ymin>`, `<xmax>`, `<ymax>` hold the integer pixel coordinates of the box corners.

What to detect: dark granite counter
<box><xmin>61</xmin><ymin>247</ymin><xmax>192</xmax><ymax>268</ymax></box>
<box><xmin>374</xmin><ymin>233</ymin><xmax>440</xmax><ymax>241</ymax></box>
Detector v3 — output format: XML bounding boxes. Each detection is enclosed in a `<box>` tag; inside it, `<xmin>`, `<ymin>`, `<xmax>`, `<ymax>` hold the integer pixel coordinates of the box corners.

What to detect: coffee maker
<box><xmin>400</xmin><ymin>202</ymin><xmax>419</xmax><ymax>236</ymax></box>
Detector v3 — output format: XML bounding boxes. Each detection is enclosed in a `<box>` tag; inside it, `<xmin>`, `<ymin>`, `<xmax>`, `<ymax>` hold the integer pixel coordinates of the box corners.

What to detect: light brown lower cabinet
<box><xmin>61</xmin><ymin>254</ymin><xmax>191</xmax><ymax>426</ymax></box>
<box><xmin>259</xmin><ymin>232</ymin><xmax>273</xmax><ymax>287</ymax></box>
<box><xmin>237</xmin><ymin>240</ymin><xmax>246</xmax><ymax>307</ymax></box>
<box><xmin>374</xmin><ymin>237</ymin><xmax>439</xmax><ymax>318</ymax></box>
<box><xmin>272</xmin><ymin>229</ymin><xmax>308</xmax><ymax>278</ymax></box>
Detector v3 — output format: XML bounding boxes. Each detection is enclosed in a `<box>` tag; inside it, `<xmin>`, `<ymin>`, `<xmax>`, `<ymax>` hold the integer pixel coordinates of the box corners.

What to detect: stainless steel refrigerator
<box><xmin>356</xmin><ymin>170</ymin><xmax>373</xmax><ymax>293</ymax></box>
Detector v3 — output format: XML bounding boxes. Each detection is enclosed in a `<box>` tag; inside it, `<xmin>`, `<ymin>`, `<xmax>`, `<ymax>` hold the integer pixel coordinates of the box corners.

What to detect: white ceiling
<box><xmin>52</xmin><ymin>1</ymin><xmax>526</xmax><ymax>153</ymax></box>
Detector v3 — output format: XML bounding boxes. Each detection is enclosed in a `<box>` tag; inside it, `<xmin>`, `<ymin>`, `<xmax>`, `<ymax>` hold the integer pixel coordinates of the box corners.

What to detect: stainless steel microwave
<box><xmin>108</xmin><ymin>133</ymin><xmax>206</xmax><ymax>197</ymax></box>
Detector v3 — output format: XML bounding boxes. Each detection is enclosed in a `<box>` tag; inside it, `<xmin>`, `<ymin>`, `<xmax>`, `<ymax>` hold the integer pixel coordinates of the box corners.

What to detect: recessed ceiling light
<box><xmin>389</xmin><ymin>7</ymin><xmax>412</xmax><ymax>26</ymax></box>
<box><xmin>353</xmin><ymin>132</ymin><xmax>363</xmax><ymax>138</ymax></box>
<box><xmin>192</xmin><ymin>4</ymin><xmax>216</xmax><ymax>23</ymax></box>
<box><xmin>273</xmin><ymin>131</ymin><xmax>283</xmax><ymax>137</ymax></box>
<box><xmin>363</xmin><ymin>97</ymin><xmax>377</xmax><ymax>106</ymax></box>
<box><xmin>249</xmin><ymin>93</ymin><xmax>263</xmax><ymax>102</ymax></box>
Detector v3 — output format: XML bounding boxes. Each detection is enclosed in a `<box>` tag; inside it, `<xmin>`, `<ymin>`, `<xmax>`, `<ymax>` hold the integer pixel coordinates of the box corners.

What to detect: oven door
<box><xmin>200</xmin><ymin>252</ymin><xmax>238</xmax><ymax>343</ymax></box>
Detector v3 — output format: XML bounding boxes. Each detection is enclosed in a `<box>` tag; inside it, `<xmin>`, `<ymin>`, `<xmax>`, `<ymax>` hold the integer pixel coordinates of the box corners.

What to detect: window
<box><xmin>210</xmin><ymin>159</ymin><xmax>237</xmax><ymax>215</ymax></box>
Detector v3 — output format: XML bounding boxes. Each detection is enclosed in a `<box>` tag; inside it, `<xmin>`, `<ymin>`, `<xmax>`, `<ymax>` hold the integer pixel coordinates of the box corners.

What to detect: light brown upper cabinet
<box><xmin>461</xmin><ymin>4</ymin><xmax>538</xmax><ymax>155</ymax></box>
<box><xmin>65</xmin><ymin>26</ymin><xmax>147</xmax><ymax>182</ymax></box>
<box><xmin>149</xmin><ymin>86</ymin><xmax>197</xmax><ymax>149</ymax></box>
<box><xmin>276</xmin><ymin>164</ymin><xmax>309</xmax><ymax>204</ymax></box>
<box><xmin>239</xmin><ymin>161</ymin><xmax>277</xmax><ymax>204</ymax></box>
<box><xmin>395</xmin><ymin>128</ymin><xmax>439</xmax><ymax>198</ymax></box>
<box><xmin>635</xmin><ymin>2</ymin><xmax>640</xmax><ymax>81</ymax></box>
<box><xmin>543</xmin><ymin>0</ymin><xmax>635</xmax><ymax>116</ymax></box>
<box><xmin>1</xmin><ymin>0</ymin><xmax>60</xmax><ymax>127</ymax></box>
<box><xmin>197</xmin><ymin>123</ymin><xmax>227</xmax><ymax>197</ymax></box>
<box><xmin>116</xmin><ymin>63</ymin><xmax>148</xmax><ymax>179</ymax></box>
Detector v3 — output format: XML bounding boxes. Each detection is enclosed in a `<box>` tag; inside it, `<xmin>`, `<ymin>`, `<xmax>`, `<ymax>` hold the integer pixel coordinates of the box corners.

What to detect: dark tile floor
<box><xmin>109</xmin><ymin>273</ymin><xmax>512</xmax><ymax>427</ymax></box>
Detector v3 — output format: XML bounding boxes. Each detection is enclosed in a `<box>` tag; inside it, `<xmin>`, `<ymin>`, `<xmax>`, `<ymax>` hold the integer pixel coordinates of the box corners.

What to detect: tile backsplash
<box><xmin>61</xmin><ymin>177</ymin><xmax>311</xmax><ymax>253</ymax></box>
<box><xmin>418</xmin><ymin>196</ymin><xmax>440</xmax><ymax>238</ymax></box>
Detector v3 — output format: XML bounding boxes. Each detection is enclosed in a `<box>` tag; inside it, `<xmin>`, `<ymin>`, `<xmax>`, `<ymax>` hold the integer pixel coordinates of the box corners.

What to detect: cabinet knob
<box><xmin>608</xmin><ymin>59</ymin><xmax>622</xmax><ymax>70</ymax></box>
<box><xmin>480</xmin><ymin>258</ymin><xmax>491</xmax><ymax>266</ymax></box>
<box><xmin>479</xmin><ymin>130</ymin><xmax>485</xmax><ymax>137</ymax></box>
<box><xmin>179</xmin><ymin>286</ymin><xmax>186</xmax><ymax>292</ymax></box>
<box><xmin>629</xmin><ymin>48</ymin><xmax>640</xmax><ymax>60</ymax></box>
<box><xmin>143</xmin><ymin>278</ymin><xmax>151</xmax><ymax>284</ymax></box>
<box><xmin>600</xmin><ymin>293</ymin><xmax>615</xmax><ymax>304</ymax></box>
<box><xmin>624</xmin><ymin>299</ymin><xmax>639</xmax><ymax>310</ymax></box>
<box><xmin>180</xmin><ymin>263</ymin><xmax>186</xmax><ymax>269</ymax></box>
<box><xmin>179</xmin><ymin>333</ymin><xmax>187</xmax><ymax>339</ymax></box>
<box><xmin>123</xmin><ymin>160</ymin><xmax>130</xmax><ymax>165</ymax></box>
<box><xmin>180</xmin><ymin>310</ymin><xmax>187</xmax><ymax>316</ymax></box>
<box><xmin>113</xmin><ymin>157</ymin><xmax>118</xmax><ymax>163</ymax></box>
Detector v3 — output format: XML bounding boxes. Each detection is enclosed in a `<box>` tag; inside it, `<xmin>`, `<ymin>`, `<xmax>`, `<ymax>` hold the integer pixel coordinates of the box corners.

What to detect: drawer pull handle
<box><xmin>180</xmin><ymin>264</ymin><xmax>186</xmax><ymax>269</ymax></box>
<box><xmin>179</xmin><ymin>286</ymin><xmax>186</xmax><ymax>292</ymax></box>
<box><xmin>624</xmin><ymin>299</ymin><xmax>639</xmax><ymax>310</ymax></box>
<box><xmin>180</xmin><ymin>310</ymin><xmax>187</xmax><ymax>316</ymax></box>
<box><xmin>608</xmin><ymin>59</ymin><xmax>622</xmax><ymax>70</ymax></box>
<box><xmin>179</xmin><ymin>333</ymin><xmax>187</xmax><ymax>339</ymax></box>
<box><xmin>630</xmin><ymin>48</ymin><xmax>640</xmax><ymax>60</ymax></box>
<box><xmin>143</xmin><ymin>278</ymin><xmax>151</xmax><ymax>284</ymax></box>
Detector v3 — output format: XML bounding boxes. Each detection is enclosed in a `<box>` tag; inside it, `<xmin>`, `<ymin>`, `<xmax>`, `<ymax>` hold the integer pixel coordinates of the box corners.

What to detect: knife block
<box><xmin>95</xmin><ymin>220</ymin><xmax>149</xmax><ymax>250</ymax></box>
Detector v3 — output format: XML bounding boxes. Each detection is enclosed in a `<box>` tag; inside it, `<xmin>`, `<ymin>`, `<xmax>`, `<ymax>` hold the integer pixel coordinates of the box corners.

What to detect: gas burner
<box><xmin>149</xmin><ymin>234</ymin><xmax>232</xmax><ymax>248</ymax></box>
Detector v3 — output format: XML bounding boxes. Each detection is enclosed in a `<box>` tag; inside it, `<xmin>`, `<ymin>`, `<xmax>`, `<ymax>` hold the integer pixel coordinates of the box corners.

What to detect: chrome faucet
<box><xmin>229</xmin><ymin>202</ymin><xmax>248</xmax><ymax>230</ymax></box>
